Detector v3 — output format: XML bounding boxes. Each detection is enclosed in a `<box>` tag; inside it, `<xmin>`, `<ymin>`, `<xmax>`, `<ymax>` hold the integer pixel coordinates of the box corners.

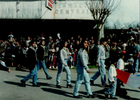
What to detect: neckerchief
<box><xmin>41</xmin><ymin>45</ymin><xmax>45</xmax><ymax>50</ymax></box>
<box><xmin>30</xmin><ymin>46</ymin><xmax>37</xmax><ymax>61</ymax></box>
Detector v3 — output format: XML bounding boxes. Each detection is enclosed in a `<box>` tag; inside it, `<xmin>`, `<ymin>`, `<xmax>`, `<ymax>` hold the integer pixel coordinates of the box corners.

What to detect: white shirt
<box><xmin>97</xmin><ymin>45</ymin><xmax>106</xmax><ymax>66</ymax></box>
<box><xmin>117</xmin><ymin>58</ymin><xmax>128</xmax><ymax>70</ymax></box>
<box><xmin>108</xmin><ymin>65</ymin><xmax>117</xmax><ymax>82</ymax></box>
<box><xmin>60</xmin><ymin>47</ymin><xmax>68</xmax><ymax>65</ymax></box>
<box><xmin>77</xmin><ymin>48</ymin><xmax>89</xmax><ymax>70</ymax></box>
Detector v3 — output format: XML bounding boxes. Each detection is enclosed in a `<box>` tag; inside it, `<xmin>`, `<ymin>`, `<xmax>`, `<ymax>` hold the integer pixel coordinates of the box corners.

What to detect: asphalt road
<box><xmin>0</xmin><ymin>67</ymin><xmax>140</xmax><ymax>100</ymax></box>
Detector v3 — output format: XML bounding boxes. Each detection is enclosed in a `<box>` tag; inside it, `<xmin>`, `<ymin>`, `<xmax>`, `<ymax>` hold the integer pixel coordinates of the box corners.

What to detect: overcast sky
<box><xmin>106</xmin><ymin>0</ymin><xmax>140</xmax><ymax>29</ymax></box>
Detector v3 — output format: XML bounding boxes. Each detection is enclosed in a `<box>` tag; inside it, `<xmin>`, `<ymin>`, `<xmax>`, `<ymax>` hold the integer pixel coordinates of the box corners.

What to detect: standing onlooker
<box><xmin>89</xmin><ymin>40</ymin><xmax>95</xmax><ymax>65</ymax></box>
<box><xmin>0</xmin><ymin>57</ymin><xmax>10</xmax><ymax>73</ymax></box>
<box><xmin>5</xmin><ymin>42</ymin><xmax>15</xmax><ymax>67</ymax></box>
<box><xmin>8</xmin><ymin>32</ymin><xmax>14</xmax><ymax>42</ymax></box>
<box><xmin>90</xmin><ymin>38</ymin><xmax>108</xmax><ymax>87</ymax></box>
<box><xmin>74</xmin><ymin>40</ymin><xmax>80</xmax><ymax>51</ymax></box>
<box><xmin>0</xmin><ymin>40</ymin><xmax>7</xmax><ymax>58</ymax></box>
<box><xmin>105</xmin><ymin>42</ymin><xmax>110</xmax><ymax>67</ymax></box>
<box><xmin>127</xmin><ymin>54</ymin><xmax>134</xmax><ymax>73</ymax></box>
<box><xmin>71</xmin><ymin>48</ymin><xmax>76</xmax><ymax>67</ymax></box>
<box><xmin>15</xmin><ymin>41</ymin><xmax>23</xmax><ymax>70</ymax></box>
<box><xmin>26</xmin><ymin>36</ymin><xmax>31</xmax><ymax>47</ymax></box>
<box><xmin>49</xmin><ymin>52</ymin><xmax>56</xmax><ymax>69</ymax></box>
<box><xmin>110</xmin><ymin>41</ymin><xmax>117</xmax><ymax>60</ymax></box>
<box><xmin>68</xmin><ymin>53</ymin><xmax>73</xmax><ymax>68</ymax></box>
<box><xmin>131</xmin><ymin>40</ymin><xmax>139</xmax><ymax>74</ymax></box>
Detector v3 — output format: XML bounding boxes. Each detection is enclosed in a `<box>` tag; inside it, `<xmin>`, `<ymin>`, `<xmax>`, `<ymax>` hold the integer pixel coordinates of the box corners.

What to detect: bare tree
<box><xmin>86</xmin><ymin>0</ymin><xmax>121</xmax><ymax>42</ymax></box>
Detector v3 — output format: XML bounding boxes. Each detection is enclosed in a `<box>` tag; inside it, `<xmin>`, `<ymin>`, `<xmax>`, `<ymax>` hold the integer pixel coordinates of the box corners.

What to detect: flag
<box><xmin>116</xmin><ymin>69</ymin><xmax>140</xmax><ymax>88</ymax></box>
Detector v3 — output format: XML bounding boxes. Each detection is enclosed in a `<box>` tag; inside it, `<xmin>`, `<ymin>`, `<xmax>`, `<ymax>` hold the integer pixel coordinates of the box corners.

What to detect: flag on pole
<box><xmin>116</xmin><ymin>69</ymin><xmax>140</xmax><ymax>88</ymax></box>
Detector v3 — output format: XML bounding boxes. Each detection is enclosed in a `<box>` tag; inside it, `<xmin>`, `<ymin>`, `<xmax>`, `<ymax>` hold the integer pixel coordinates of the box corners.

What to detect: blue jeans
<box><xmin>134</xmin><ymin>58</ymin><xmax>139</xmax><ymax>73</ymax></box>
<box><xmin>37</xmin><ymin>60</ymin><xmax>50</xmax><ymax>78</ymax></box>
<box><xmin>105</xmin><ymin>77</ymin><xmax>117</xmax><ymax>98</ymax></box>
<box><xmin>22</xmin><ymin>64</ymin><xmax>38</xmax><ymax>85</ymax></box>
<box><xmin>90</xmin><ymin>59</ymin><xmax>106</xmax><ymax>85</ymax></box>
<box><xmin>73</xmin><ymin>66</ymin><xmax>92</xmax><ymax>96</ymax></box>
<box><xmin>56</xmin><ymin>60</ymin><xmax>71</xmax><ymax>85</ymax></box>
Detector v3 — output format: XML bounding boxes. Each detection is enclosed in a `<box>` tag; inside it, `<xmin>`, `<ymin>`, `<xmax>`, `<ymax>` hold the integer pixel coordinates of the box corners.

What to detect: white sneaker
<box><xmin>71</xmin><ymin>66</ymin><xmax>74</xmax><ymax>69</ymax></box>
<box><xmin>49</xmin><ymin>66</ymin><xmax>51</xmax><ymax>69</ymax></box>
<box><xmin>56</xmin><ymin>66</ymin><xmax>58</xmax><ymax>69</ymax></box>
<box><xmin>52</xmin><ymin>66</ymin><xmax>55</xmax><ymax>69</ymax></box>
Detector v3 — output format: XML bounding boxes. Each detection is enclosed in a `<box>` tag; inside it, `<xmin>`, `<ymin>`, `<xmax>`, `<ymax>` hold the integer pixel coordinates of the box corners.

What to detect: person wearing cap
<box><xmin>90</xmin><ymin>38</ymin><xmax>108</xmax><ymax>87</ymax></box>
<box><xmin>40</xmin><ymin>33</ymin><xmax>45</xmax><ymax>40</ymax></box>
<box><xmin>8</xmin><ymin>32</ymin><xmax>14</xmax><ymax>38</ymax></box>
<box><xmin>56</xmin><ymin>41</ymin><xmax>73</xmax><ymax>88</ymax></box>
<box><xmin>127</xmin><ymin>54</ymin><xmax>134</xmax><ymax>73</ymax></box>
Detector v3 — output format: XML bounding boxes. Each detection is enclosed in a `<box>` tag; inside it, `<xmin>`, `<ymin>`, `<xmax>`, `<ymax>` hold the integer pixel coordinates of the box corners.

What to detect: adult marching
<box><xmin>37</xmin><ymin>40</ymin><xmax>52</xmax><ymax>80</ymax></box>
<box><xmin>56</xmin><ymin>41</ymin><xmax>73</xmax><ymax>88</ymax></box>
<box><xmin>73</xmin><ymin>40</ymin><xmax>96</xmax><ymax>98</ymax></box>
<box><xmin>20</xmin><ymin>40</ymin><xmax>39</xmax><ymax>87</ymax></box>
<box><xmin>90</xmin><ymin>38</ymin><xmax>108</xmax><ymax>87</ymax></box>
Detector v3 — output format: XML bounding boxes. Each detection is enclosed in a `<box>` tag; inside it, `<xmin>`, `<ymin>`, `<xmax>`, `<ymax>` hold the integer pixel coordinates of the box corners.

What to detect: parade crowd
<box><xmin>0</xmin><ymin>27</ymin><xmax>140</xmax><ymax>99</ymax></box>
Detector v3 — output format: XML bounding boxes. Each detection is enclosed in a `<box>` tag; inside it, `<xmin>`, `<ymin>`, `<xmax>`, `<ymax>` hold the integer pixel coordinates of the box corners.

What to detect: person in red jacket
<box><xmin>71</xmin><ymin>48</ymin><xmax>76</xmax><ymax>67</ymax></box>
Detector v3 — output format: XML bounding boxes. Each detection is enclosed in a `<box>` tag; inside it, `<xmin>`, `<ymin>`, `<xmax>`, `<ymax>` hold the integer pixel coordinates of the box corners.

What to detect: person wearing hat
<box><xmin>127</xmin><ymin>54</ymin><xmax>134</xmax><ymax>73</ymax></box>
<box><xmin>90</xmin><ymin>38</ymin><xmax>108</xmax><ymax>87</ymax></box>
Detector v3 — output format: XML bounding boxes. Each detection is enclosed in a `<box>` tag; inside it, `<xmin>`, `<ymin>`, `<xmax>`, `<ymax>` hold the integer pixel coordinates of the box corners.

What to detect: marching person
<box><xmin>73</xmin><ymin>40</ymin><xmax>96</xmax><ymax>98</ymax></box>
<box><xmin>90</xmin><ymin>38</ymin><xmax>108</xmax><ymax>87</ymax></box>
<box><xmin>104</xmin><ymin>59</ymin><xmax>117</xmax><ymax>99</ymax></box>
<box><xmin>37</xmin><ymin>40</ymin><xmax>52</xmax><ymax>79</ymax></box>
<box><xmin>56</xmin><ymin>41</ymin><xmax>73</xmax><ymax>88</ymax></box>
<box><xmin>20</xmin><ymin>40</ymin><xmax>40</xmax><ymax>87</ymax></box>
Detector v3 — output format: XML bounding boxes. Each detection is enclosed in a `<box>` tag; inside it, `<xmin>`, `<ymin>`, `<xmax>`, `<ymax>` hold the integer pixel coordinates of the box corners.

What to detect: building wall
<box><xmin>0</xmin><ymin>1</ymin><xmax>93</xmax><ymax>19</ymax></box>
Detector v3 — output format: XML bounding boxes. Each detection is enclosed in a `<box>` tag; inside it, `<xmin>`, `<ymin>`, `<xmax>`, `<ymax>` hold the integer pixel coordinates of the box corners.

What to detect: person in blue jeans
<box><xmin>21</xmin><ymin>40</ymin><xmax>40</xmax><ymax>87</ymax></box>
<box><xmin>90</xmin><ymin>38</ymin><xmax>108</xmax><ymax>87</ymax></box>
<box><xmin>37</xmin><ymin>40</ymin><xmax>52</xmax><ymax>80</ymax></box>
<box><xmin>104</xmin><ymin>59</ymin><xmax>117</xmax><ymax>99</ymax></box>
<box><xmin>73</xmin><ymin>40</ymin><xmax>96</xmax><ymax>99</ymax></box>
<box><xmin>56</xmin><ymin>41</ymin><xmax>73</xmax><ymax>88</ymax></box>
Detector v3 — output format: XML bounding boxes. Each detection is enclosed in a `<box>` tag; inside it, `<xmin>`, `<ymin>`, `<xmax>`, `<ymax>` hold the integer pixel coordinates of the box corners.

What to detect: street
<box><xmin>0</xmin><ymin>68</ymin><xmax>140</xmax><ymax>100</ymax></box>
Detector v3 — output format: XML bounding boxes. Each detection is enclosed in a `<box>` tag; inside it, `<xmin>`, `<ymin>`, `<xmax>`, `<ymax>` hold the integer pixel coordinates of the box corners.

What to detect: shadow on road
<box><xmin>15</xmin><ymin>75</ymin><xmax>25</xmax><ymax>78</ymax></box>
<box><xmin>124</xmin><ymin>88</ymin><xmax>140</xmax><ymax>92</ymax></box>
<box><xmin>37</xmin><ymin>82</ymin><xmax>66</xmax><ymax>88</ymax></box>
<box><xmin>41</xmin><ymin>88</ymin><xmax>73</xmax><ymax>98</ymax></box>
<box><xmin>3</xmin><ymin>81</ymin><xmax>32</xmax><ymax>87</ymax></box>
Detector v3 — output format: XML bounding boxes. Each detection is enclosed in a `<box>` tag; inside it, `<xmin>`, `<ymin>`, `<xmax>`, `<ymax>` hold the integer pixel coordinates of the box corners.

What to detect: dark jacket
<box><xmin>37</xmin><ymin>45</ymin><xmax>44</xmax><ymax>61</ymax></box>
<box><xmin>0</xmin><ymin>64</ymin><xmax>9</xmax><ymax>71</ymax></box>
<box><xmin>27</xmin><ymin>47</ymin><xmax>37</xmax><ymax>70</ymax></box>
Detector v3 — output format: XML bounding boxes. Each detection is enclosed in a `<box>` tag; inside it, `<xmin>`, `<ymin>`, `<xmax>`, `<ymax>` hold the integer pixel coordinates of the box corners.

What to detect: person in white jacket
<box><xmin>104</xmin><ymin>59</ymin><xmax>117</xmax><ymax>99</ymax></box>
<box><xmin>116</xmin><ymin>54</ymin><xmax>128</xmax><ymax>88</ymax></box>
<box><xmin>56</xmin><ymin>41</ymin><xmax>73</xmax><ymax>88</ymax></box>
<box><xmin>73</xmin><ymin>40</ymin><xmax>96</xmax><ymax>98</ymax></box>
